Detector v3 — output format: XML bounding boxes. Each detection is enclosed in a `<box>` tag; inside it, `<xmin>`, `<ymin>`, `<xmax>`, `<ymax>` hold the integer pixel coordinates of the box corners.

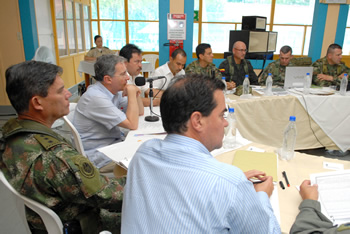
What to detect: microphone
<box><xmin>134</xmin><ymin>76</ymin><xmax>165</xmax><ymax>86</ymax></box>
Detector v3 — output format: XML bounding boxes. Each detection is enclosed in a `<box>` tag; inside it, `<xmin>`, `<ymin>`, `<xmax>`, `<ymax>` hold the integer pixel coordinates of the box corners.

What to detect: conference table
<box><xmin>104</xmin><ymin>106</ymin><xmax>350</xmax><ymax>233</ymax></box>
<box><xmin>77</xmin><ymin>60</ymin><xmax>153</xmax><ymax>87</ymax></box>
<box><xmin>226</xmin><ymin>90</ymin><xmax>350</xmax><ymax>152</ymax></box>
<box><xmin>215</xmin><ymin>142</ymin><xmax>350</xmax><ymax>233</ymax></box>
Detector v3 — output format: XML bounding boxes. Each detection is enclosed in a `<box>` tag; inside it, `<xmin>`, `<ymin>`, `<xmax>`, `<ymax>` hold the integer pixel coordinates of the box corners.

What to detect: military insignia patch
<box><xmin>75</xmin><ymin>157</ymin><xmax>95</xmax><ymax>178</ymax></box>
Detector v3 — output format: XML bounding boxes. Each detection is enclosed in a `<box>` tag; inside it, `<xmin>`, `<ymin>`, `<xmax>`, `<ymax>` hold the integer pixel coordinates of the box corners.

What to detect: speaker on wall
<box><xmin>242</xmin><ymin>16</ymin><xmax>267</xmax><ymax>31</ymax></box>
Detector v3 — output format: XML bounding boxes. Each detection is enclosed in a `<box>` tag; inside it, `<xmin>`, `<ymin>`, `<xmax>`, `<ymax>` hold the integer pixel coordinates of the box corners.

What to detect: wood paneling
<box><xmin>0</xmin><ymin>1</ymin><xmax>25</xmax><ymax>105</ymax></box>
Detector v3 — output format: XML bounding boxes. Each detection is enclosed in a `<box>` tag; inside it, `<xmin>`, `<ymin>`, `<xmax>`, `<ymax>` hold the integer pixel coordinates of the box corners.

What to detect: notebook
<box><xmin>232</xmin><ymin>150</ymin><xmax>278</xmax><ymax>182</ymax></box>
<box><xmin>284</xmin><ymin>66</ymin><xmax>314</xmax><ymax>89</ymax></box>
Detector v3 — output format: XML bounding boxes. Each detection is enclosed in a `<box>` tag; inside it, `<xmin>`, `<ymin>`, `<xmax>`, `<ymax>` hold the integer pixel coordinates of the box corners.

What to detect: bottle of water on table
<box><xmin>264</xmin><ymin>73</ymin><xmax>273</xmax><ymax>96</ymax></box>
<box><xmin>303</xmin><ymin>73</ymin><xmax>311</xmax><ymax>95</ymax></box>
<box><xmin>223</xmin><ymin>108</ymin><xmax>236</xmax><ymax>149</ymax></box>
<box><xmin>280</xmin><ymin>116</ymin><xmax>297</xmax><ymax>161</ymax></box>
<box><xmin>340</xmin><ymin>73</ymin><xmax>348</xmax><ymax>96</ymax></box>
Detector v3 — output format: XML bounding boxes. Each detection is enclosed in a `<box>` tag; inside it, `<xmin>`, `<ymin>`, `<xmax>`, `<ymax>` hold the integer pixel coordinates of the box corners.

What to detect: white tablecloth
<box><xmin>294</xmin><ymin>93</ymin><xmax>350</xmax><ymax>152</ymax></box>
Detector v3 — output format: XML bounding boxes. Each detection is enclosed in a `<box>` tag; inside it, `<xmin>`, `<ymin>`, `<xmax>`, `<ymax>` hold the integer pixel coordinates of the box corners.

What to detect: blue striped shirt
<box><xmin>121</xmin><ymin>134</ymin><xmax>280</xmax><ymax>233</ymax></box>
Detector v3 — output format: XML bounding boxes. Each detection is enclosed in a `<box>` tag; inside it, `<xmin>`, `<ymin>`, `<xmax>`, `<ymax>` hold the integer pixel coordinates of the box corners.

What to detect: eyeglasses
<box><xmin>234</xmin><ymin>48</ymin><xmax>247</xmax><ymax>52</ymax></box>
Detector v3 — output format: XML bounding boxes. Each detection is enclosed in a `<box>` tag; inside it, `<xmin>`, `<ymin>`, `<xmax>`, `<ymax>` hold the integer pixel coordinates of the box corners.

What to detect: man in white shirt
<box><xmin>73</xmin><ymin>55</ymin><xmax>144</xmax><ymax>172</ymax></box>
<box><xmin>153</xmin><ymin>48</ymin><xmax>187</xmax><ymax>92</ymax></box>
<box><xmin>119</xmin><ymin>44</ymin><xmax>160</xmax><ymax>106</ymax></box>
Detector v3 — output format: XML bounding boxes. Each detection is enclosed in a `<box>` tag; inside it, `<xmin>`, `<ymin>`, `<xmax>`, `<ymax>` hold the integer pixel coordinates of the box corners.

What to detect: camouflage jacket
<box><xmin>219</xmin><ymin>56</ymin><xmax>258</xmax><ymax>86</ymax></box>
<box><xmin>185</xmin><ymin>60</ymin><xmax>222</xmax><ymax>80</ymax></box>
<box><xmin>0</xmin><ymin>118</ymin><xmax>125</xmax><ymax>234</ymax></box>
<box><xmin>86</xmin><ymin>47</ymin><xmax>115</xmax><ymax>58</ymax></box>
<box><xmin>259</xmin><ymin>59</ymin><xmax>297</xmax><ymax>86</ymax></box>
<box><xmin>312</xmin><ymin>57</ymin><xmax>350</xmax><ymax>87</ymax></box>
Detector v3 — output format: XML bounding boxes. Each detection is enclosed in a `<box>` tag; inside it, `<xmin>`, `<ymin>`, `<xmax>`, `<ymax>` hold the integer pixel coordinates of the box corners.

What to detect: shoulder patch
<box><xmin>34</xmin><ymin>134</ymin><xmax>62</xmax><ymax>150</ymax></box>
<box><xmin>71</xmin><ymin>155</ymin><xmax>104</xmax><ymax>197</ymax></box>
<box><xmin>74</xmin><ymin>157</ymin><xmax>95</xmax><ymax>178</ymax></box>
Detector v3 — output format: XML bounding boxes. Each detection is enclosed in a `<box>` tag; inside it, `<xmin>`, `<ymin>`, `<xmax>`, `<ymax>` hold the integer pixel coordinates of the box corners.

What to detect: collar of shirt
<box><xmin>93</xmin><ymin>81</ymin><xmax>116</xmax><ymax>100</ymax></box>
<box><xmin>164</xmin><ymin>134</ymin><xmax>212</xmax><ymax>158</ymax></box>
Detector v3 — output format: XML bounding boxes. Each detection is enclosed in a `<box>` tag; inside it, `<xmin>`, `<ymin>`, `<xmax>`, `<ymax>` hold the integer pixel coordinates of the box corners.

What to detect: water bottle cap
<box><xmin>228</xmin><ymin>107</ymin><xmax>234</xmax><ymax>113</ymax></box>
<box><xmin>222</xmin><ymin>77</ymin><xmax>226</xmax><ymax>80</ymax></box>
<box><xmin>344</xmin><ymin>74</ymin><xmax>348</xmax><ymax>77</ymax></box>
<box><xmin>245</xmin><ymin>75</ymin><xmax>248</xmax><ymax>78</ymax></box>
<box><xmin>289</xmin><ymin>116</ymin><xmax>296</xmax><ymax>121</ymax></box>
<box><xmin>268</xmin><ymin>73</ymin><xmax>272</xmax><ymax>76</ymax></box>
<box><xmin>306</xmin><ymin>73</ymin><xmax>310</xmax><ymax>75</ymax></box>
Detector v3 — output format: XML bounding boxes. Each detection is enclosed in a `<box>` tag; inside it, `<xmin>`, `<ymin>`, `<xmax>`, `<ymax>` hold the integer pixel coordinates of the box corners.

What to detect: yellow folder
<box><xmin>232</xmin><ymin>150</ymin><xmax>278</xmax><ymax>182</ymax></box>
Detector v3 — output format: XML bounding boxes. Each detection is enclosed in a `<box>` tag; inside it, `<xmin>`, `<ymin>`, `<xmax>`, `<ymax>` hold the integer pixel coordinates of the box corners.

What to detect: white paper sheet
<box><xmin>310</xmin><ymin>169</ymin><xmax>350</xmax><ymax>225</ymax></box>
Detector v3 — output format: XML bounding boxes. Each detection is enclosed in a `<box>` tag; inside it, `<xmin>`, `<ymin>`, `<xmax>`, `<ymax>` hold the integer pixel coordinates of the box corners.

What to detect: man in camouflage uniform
<box><xmin>291</xmin><ymin>180</ymin><xmax>350</xmax><ymax>233</ymax></box>
<box><xmin>185</xmin><ymin>43</ymin><xmax>222</xmax><ymax>80</ymax></box>
<box><xmin>0</xmin><ymin>61</ymin><xmax>125</xmax><ymax>234</ymax></box>
<box><xmin>259</xmin><ymin>45</ymin><xmax>294</xmax><ymax>86</ymax></box>
<box><xmin>84</xmin><ymin>35</ymin><xmax>115</xmax><ymax>61</ymax></box>
<box><xmin>312</xmin><ymin>43</ymin><xmax>350</xmax><ymax>87</ymax></box>
<box><xmin>219</xmin><ymin>41</ymin><xmax>258</xmax><ymax>89</ymax></box>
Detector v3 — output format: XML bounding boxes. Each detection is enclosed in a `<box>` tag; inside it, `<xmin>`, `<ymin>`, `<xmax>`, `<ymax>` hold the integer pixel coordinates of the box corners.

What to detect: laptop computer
<box><xmin>284</xmin><ymin>66</ymin><xmax>314</xmax><ymax>89</ymax></box>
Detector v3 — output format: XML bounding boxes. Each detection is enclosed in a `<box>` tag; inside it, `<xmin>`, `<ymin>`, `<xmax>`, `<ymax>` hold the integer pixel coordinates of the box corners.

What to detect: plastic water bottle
<box><xmin>222</xmin><ymin>76</ymin><xmax>227</xmax><ymax>92</ymax></box>
<box><xmin>223</xmin><ymin>108</ymin><xmax>236</xmax><ymax>149</ymax></box>
<box><xmin>264</xmin><ymin>73</ymin><xmax>273</xmax><ymax>96</ymax></box>
<box><xmin>243</xmin><ymin>75</ymin><xmax>250</xmax><ymax>95</ymax></box>
<box><xmin>280</xmin><ymin>116</ymin><xmax>297</xmax><ymax>161</ymax></box>
<box><xmin>303</xmin><ymin>73</ymin><xmax>311</xmax><ymax>95</ymax></box>
<box><xmin>339</xmin><ymin>73</ymin><xmax>348</xmax><ymax>96</ymax></box>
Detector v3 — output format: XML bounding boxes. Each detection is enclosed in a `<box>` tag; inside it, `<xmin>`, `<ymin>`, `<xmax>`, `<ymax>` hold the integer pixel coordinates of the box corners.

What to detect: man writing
<box><xmin>185</xmin><ymin>43</ymin><xmax>222</xmax><ymax>80</ymax></box>
<box><xmin>312</xmin><ymin>43</ymin><xmax>350</xmax><ymax>87</ymax></box>
<box><xmin>1</xmin><ymin>61</ymin><xmax>125</xmax><ymax>233</ymax></box>
<box><xmin>219</xmin><ymin>41</ymin><xmax>258</xmax><ymax>89</ymax></box>
<box><xmin>122</xmin><ymin>74</ymin><xmax>280</xmax><ymax>233</ymax></box>
<box><xmin>153</xmin><ymin>48</ymin><xmax>187</xmax><ymax>91</ymax></box>
<box><xmin>73</xmin><ymin>55</ymin><xmax>144</xmax><ymax>173</ymax></box>
<box><xmin>259</xmin><ymin>45</ymin><xmax>294</xmax><ymax>86</ymax></box>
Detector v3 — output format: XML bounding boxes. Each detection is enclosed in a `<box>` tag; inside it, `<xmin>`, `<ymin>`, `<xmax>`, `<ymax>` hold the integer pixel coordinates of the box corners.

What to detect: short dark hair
<box><xmin>160</xmin><ymin>74</ymin><xmax>225</xmax><ymax>134</ymax></box>
<box><xmin>5</xmin><ymin>61</ymin><xmax>62</xmax><ymax>114</ymax></box>
<box><xmin>94</xmin><ymin>55</ymin><xmax>126</xmax><ymax>81</ymax></box>
<box><xmin>171</xmin><ymin>48</ymin><xmax>187</xmax><ymax>59</ymax></box>
<box><xmin>119</xmin><ymin>44</ymin><xmax>142</xmax><ymax>62</ymax></box>
<box><xmin>280</xmin><ymin>45</ymin><xmax>292</xmax><ymax>54</ymax></box>
<box><xmin>195</xmin><ymin>43</ymin><xmax>211</xmax><ymax>59</ymax></box>
<box><xmin>94</xmin><ymin>35</ymin><xmax>102</xmax><ymax>42</ymax></box>
<box><xmin>327</xmin><ymin>43</ymin><xmax>342</xmax><ymax>55</ymax></box>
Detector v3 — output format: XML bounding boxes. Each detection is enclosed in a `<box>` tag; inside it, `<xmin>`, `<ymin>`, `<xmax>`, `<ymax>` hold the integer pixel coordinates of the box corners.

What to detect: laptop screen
<box><xmin>284</xmin><ymin>66</ymin><xmax>314</xmax><ymax>89</ymax></box>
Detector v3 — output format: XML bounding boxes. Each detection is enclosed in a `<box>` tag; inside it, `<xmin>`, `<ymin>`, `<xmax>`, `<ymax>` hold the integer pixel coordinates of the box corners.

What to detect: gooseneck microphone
<box><xmin>134</xmin><ymin>76</ymin><xmax>165</xmax><ymax>122</ymax></box>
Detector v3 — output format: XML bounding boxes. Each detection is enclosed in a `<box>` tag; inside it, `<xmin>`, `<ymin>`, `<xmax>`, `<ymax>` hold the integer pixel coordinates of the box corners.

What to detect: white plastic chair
<box><xmin>142</xmin><ymin>54</ymin><xmax>159</xmax><ymax>75</ymax></box>
<box><xmin>63</xmin><ymin>103</ymin><xmax>115</xmax><ymax>178</ymax></box>
<box><xmin>62</xmin><ymin>103</ymin><xmax>86</xmax><ymax>156</ymax></box>
<box><xmin>33</xmin><ymin>46</ymin><xmax>56</xmax><ymax>65</ymax></box>
<box><xmin>0</xmin><ymin>170</ymin><xmax>63</xmax><ymax>234</ymax></box>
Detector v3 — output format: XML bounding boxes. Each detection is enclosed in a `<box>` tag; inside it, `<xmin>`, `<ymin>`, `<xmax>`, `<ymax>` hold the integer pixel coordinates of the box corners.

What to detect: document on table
<box><xmin>98</xmin><ymin>121</ymin><xmax>166</xmax><ymax>169</ymax></box>
<box><xmin>310</xmin><ymin>169</ymin><xmax>350</xmax><ymax>225</ymax></box>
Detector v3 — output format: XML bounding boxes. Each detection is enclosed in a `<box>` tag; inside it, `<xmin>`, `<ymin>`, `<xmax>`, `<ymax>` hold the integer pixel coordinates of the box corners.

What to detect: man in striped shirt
<box><xmin>122</xmin><ymin>74</ymin><xmax>280</xmax><ymax>233</ymax></box>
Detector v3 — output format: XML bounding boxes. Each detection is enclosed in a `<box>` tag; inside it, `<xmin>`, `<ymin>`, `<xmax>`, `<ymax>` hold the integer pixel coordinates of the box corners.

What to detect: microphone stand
<box><xmin>145</xmin><ymin>81</ymin><xmax>159</xmax><ymax>122</ymax></box>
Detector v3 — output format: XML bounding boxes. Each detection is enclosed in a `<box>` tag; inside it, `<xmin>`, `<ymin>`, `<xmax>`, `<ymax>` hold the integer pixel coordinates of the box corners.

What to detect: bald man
<box><xmin>219</xmin><ymin>41</ymin><xmax>258</xmax><ymax>89</ymax></box>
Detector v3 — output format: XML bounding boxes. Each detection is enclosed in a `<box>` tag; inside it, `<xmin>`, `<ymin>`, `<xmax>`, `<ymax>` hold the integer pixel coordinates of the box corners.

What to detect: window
<box><xmin>343</xmin><ymin>5</ymin><xmax>350</xmax><ymax>55</ymax></box>
<box><xmin>91</xmin><ymin>0</ymin><xmax>159</xmax><ymax>51</ymax></box>
<box><xmin>54</xmin><ymin>0</ymin><xmax>91</xmax><ymax>57</ymax></box>
<box><xmin>194</xmin><ymin>0</ymin><xmax>314</xmax><ymax>56</ymax></box>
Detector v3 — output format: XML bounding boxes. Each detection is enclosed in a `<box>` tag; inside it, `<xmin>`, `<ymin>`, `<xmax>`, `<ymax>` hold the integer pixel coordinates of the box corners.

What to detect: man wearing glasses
<box><xmin>73</xmin><ymin>55</ymin><xmax>144</xmax><ymax>173</ymax></box>
<box><xmin>219</xmin><ymin>41</ymin><xmax>258</xmax><ymax>89</ymax></box>
<box><xmin>120</xmin><ymin>44</ymin><xmax>161</xmax><ymax>106</ymax></box>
